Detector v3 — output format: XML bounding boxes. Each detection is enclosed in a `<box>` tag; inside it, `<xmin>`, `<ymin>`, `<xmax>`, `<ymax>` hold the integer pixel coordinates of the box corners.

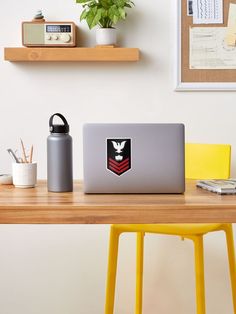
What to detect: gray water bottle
<box><xmin>47</xmin><ymin>113</ymin><xmax>73</xmax><ymax>192</ymax></box>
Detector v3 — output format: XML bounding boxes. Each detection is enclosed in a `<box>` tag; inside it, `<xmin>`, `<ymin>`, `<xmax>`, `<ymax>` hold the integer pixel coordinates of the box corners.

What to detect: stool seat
<box><xmin>113</xmin><ymin>223</ymin><xmax>224</xmax><ymax>235</ymax></box>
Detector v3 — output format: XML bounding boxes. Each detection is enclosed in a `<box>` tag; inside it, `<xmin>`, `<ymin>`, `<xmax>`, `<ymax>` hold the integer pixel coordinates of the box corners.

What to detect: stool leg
<box><xmin>105</xmin><ymin>226</ymin><xmax>121</xmax><ymax>314</ymax></box>
<box><xmin>193</xmin><ymin>235</ymin><xmax>206</xmax><ymax>314</ymax></box>
<box><xmin>224</xmin><ymin>224</ymin><xmax>236</xmax><ymax>313</ymax></box>
<box><xmin>135</xmin><ymin>232</ymin><xmax>145</xmax><ymax>314</ymax></box>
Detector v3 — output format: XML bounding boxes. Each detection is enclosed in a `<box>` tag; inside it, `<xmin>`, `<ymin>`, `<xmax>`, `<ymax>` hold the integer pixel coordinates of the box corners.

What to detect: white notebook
<box><xmin>196</xmin><ymin>180</ymin><xmax>236</xmax><ymax>194</ymax></box>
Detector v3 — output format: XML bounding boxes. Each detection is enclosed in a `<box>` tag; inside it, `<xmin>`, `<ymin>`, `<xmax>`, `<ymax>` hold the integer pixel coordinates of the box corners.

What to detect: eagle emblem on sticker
<box><xmin>107</xmin><ymin>138</ymin><xmax>131</xmax><ymax>176</ymax></box>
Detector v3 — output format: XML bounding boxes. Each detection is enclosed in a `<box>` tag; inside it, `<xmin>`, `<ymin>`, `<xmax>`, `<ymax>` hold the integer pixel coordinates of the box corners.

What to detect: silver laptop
<box><xmin>83</xmin><ymin>123</ymin><xmax>185</xmax><ymax>193</ymax></box>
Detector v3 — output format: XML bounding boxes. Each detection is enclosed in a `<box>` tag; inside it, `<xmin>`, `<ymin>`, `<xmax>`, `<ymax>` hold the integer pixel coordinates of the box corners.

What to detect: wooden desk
<box><xmin>0</xmin><ymin>180</ymin><xmax>236</xmax><ymax>224</ymax></box>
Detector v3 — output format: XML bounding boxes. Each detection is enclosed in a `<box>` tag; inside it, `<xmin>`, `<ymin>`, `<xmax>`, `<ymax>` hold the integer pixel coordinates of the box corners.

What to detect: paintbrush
<box><xmin>7</xmin><ymin>149</ymin><xmax>20</xmax><ymax>163</ymax></box>
<box><xmin>20</xmin><ymin>139</ymin><xmax>28</xmax><ymax>163</ymax></box>
<box><xmin>29</xmin><ymin>145</ymin><xmax>33</xmax><ymax>163</ymax></box>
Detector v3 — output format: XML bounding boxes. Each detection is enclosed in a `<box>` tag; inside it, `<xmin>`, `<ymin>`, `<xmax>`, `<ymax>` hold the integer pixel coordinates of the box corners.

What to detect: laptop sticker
<box><xmin>107</xmin><ymin>138</ymin><xmax>131</xmax><ymax>176</ymax></box>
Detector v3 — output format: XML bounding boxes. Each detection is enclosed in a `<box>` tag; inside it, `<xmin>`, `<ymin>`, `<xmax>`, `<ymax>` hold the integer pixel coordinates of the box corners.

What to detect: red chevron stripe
<box><xmin>118</xmin><ymin>164</ymin><xmax>130</xmax><ymax>172</ymax></box>
<box><xmin>109</xmin><ymin>157</ymin><xmax>129</xmax><ymax>167</ymax></box>
<box><xmin>109</xmin><ymin>163</ymin><xmax>126</xmax><ymax>172</ymax></box>
<box><xmin>113</xmin><ymin>166</ymin><xmax>129</xmax><ymax>174</ymax></box>
<box><xmin>109</xmin><ymin>162</ymin><xmax>129</xmax><ymax>173</ymax></box>
<box><xmin>118</xmin><ymin>158</ymin><xmax>129</xmax><ymax>166</ymax></box>
<box><xmin>109</xmin><ymin>165</ymin><xmax>129</xmax><ymax>174</ymax></box>
<box><xmin>109</xmin><ymin>159</ymin><xmax>129</xmax><ymax>170</ymax></box>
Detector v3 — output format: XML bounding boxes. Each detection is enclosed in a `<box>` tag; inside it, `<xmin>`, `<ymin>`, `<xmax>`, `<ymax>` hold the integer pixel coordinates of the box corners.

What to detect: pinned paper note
<box><xmin>193</xmin><ymin>0</ymin><xmax>223</xmax><ymax>24</ymax></box>
<box><xmin>190</xmin><ymin>27</ymin><xmax>236</xmax><ymax>69</ymax></box>
<box><xmin>226</xmin><ymin>3</ymin><xmax>236</xmax><ymax>46</ymax></box>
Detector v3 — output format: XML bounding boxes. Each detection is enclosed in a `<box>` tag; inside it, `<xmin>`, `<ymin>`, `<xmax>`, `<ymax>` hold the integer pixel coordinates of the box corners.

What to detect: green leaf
<box><xmin>128</xmin><ymin>0</ymin><xmax>135</xmax><ymax>6</ymax></box>
<box><xmin>86</xmin><ymin>7</ymin><xmax>102</xmax><ymax>29</ymax></box>
<box><xmin>86</xmin><ymin>9</ymin><xmax>96</xmax><ymax>28</ymax></box>
<box><xmin>92</xmin><ymin>8</ymin><xmax>103</xmax><ymax>28</ymax></box>
<box><xmin>112</xmin><ymin>14</ymin><xmax>119</xmax><ymax>24</ymax></box>
<box><xmin>76</xmin><ymin>0</ymin><xmax>134</xmax><ymax>27</ymax></box>
<box><xmin>76</xmin><ymin>0</ymin><xmax>93</xmax><ymax>3</ymax></box>
<box><xmin>80</xmin><ymin>8</ymin><xmax>88</xmax><ymax>21</ymax></box>
<box><xmin>100</xmin><ymin>0</ymin><xmax>110</xmax><ymax>8</ymax></box>
<box><xmin>108</xmin><ymin>5</ymin><xmax>122</xmax><ymax>25</ymax></box>
<box><xmin>100</xmin><ymin>8</ymin><xmax>107</xmax><ymax>17</ymax></box>
<box><xmin>108</xmin><ymin>5</ymin><xmax>120</xmax><ymax>17</ymax></box>
<box><xmin>91</xmin><ymin>6</ymin><xmax>98</xmax><ymax>14</ymax></box>
<box><xmin>118</xmin><ymin>7</ymin><xmax>126</xmax><ymax>19</ymax></box>
<box><xmin>114</xmin><ymin>0</ymin><xmax>125</xmax><ymax>7</ymax></box>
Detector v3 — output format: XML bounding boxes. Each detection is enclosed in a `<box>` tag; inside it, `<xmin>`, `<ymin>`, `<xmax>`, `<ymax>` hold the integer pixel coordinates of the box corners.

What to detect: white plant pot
<box><xmin>12</xmin><ymin>162</ymin><xmax>37</xmax><ymax>188</ymax></box>
<box><xmin>96</xmin><ymin>28</ymin><xmax>117</xmax><ymax>46</ymax></box>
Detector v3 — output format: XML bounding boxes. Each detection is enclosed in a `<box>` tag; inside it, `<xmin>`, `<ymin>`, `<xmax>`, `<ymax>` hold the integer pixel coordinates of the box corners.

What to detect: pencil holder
<box><xmin>12</xmin><ymin>162</ymin><xmax>37</xmax><ymax>188</ymax></box>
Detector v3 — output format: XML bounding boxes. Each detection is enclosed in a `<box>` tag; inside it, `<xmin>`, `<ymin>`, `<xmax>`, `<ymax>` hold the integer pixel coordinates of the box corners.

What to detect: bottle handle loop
<box><xmin>49</xmin><ymin>113</ymin><xmax>69</xmax><ymax>127</ymax></box>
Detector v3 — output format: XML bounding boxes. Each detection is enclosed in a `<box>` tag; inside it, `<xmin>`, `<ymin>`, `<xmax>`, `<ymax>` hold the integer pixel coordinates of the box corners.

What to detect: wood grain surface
<box><xmin>4</xmin><ymin>47</ymin><xmax>140</xmax><ymax>62</ymax></box>
<box><xmin>181</xmin><ymin>0</ymin><xmax>236</xmax><ymax>82</ymax></box>
<box><xmin>0</xmin><ymin>180</ymin><xmax>236</xmax><ymax>224</ymax></box>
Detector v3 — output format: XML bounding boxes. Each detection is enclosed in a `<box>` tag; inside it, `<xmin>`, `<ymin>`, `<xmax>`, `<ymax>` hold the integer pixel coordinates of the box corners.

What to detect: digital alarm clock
<box><xmin>22</xmin><ymin>21</ymin><xmax>77</xmax><ymax>47</ymax></box>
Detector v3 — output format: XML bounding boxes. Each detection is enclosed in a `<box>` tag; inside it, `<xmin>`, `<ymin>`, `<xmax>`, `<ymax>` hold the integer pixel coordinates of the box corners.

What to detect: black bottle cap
<box><xmin>49</xmin><ymin>113</ymin><xmax>70</xmax><ymax>134</ymax></box>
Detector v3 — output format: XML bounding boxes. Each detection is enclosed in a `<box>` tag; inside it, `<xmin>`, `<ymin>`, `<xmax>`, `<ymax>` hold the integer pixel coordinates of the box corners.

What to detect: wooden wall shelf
<box><xmin>4</xmin><ymin>47</ymin><xmax>140</xmax><ymax>62</ymax></box>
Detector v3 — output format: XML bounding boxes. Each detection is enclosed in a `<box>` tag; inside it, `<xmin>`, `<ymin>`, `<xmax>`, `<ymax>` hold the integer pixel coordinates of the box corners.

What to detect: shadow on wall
<box><xmin>76</xmin><ymin>26</ymin><xmax>89</xmax><ymax>47</ymax></box>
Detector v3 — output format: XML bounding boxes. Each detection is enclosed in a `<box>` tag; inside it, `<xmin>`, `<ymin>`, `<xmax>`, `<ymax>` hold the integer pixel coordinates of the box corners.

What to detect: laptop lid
<box><xmin>83</xmin><ymin>123</ymin><xmax>185</xmax><ymax>193</ymax></box>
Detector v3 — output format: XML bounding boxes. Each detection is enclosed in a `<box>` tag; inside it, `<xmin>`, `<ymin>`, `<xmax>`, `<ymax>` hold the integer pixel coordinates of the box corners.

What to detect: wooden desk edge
<box><xmin>0</xmin><ymin>207</ymin><xmax>236</xmax><ymax>224</ymax></box>
<box><xmin>1</xmin><ymin>180</ymin><xmax>236</xmax><ymax>223</ymax></box>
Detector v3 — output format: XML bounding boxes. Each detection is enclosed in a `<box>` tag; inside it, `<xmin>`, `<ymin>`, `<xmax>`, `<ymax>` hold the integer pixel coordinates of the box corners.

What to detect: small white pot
<box><xmin>12</xmin><ymin>162</ymin><xmax>37</xmax><ymax>188</ymax></box>
<box><xmin>96</xmin><ymin>28</ymin><xmax>117</xmax><ymax>46</ymax></box>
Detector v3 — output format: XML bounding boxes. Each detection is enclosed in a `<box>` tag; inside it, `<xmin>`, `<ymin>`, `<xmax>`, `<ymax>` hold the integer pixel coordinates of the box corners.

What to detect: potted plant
<box><xmin>76</xmin><ymin>0</ymin><xmax>135</xmax><ymax>46</ymax></box>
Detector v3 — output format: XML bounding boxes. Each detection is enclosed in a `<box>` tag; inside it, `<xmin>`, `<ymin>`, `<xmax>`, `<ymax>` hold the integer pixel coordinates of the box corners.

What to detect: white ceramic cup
<box><xmin>12</xmin><ymin>162</ymin><xmax>37</xmax><ymax>188</ymax></box>
<box><xmin>96</xmin><ymin>28</ymin><xmax>117</xmax><ymax>45</ymax></box>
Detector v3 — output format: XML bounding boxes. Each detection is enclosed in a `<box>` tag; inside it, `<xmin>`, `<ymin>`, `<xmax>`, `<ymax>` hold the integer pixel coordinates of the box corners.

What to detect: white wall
<box><xmin>0</xmin><ymin>0</ymin><xmax>235</xmax><ymax>313</ymax></box>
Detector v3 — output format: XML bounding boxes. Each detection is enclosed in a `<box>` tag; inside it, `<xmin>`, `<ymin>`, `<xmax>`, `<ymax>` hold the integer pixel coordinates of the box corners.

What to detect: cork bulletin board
<box><xmin>175</xmin><ymin>0</ymin><xmax>236</xmax><ymax>90</ymax></box>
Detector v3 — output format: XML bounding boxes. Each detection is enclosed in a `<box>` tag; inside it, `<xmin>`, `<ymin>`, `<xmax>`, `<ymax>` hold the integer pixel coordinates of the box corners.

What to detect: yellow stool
<box><xmin>105</xmin><ymin>143</ymin><xmax>236</xmax><ymax>314</ymax></box>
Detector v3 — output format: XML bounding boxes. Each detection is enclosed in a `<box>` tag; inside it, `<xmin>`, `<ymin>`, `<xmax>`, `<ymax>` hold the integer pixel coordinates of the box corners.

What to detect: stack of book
<box><xmin>196</xmin><ymin>180</ymin><xmax>236</xmax><ymax>195</ymax></box>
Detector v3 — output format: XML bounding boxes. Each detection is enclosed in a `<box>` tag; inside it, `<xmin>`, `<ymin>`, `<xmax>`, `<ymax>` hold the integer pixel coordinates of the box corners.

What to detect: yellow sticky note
<box><xmin>226</xmin><ymin>33</ymin><xmax>236</xmax><ymax>46</ymax></box>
